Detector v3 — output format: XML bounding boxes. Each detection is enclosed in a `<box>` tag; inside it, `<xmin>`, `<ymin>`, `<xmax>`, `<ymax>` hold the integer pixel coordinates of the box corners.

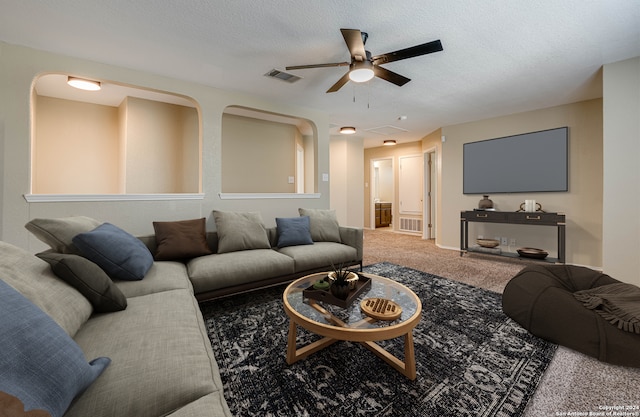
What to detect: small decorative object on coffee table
<box><xmin>327</xmin><ymin>262</ymin><xmax>359</xmax><ymax>300</ymax></box>
<box><xmin>312</xmin><ymin>279</ymin><xmax>330</xmax><ymax>290</ymax></box>
<box><xmin>303</xmin><ymin>274</ymin><xmax>371</xmax><ymax>308</ymax></box>
<box><xmin>361</xmin><ymin>298</ymin><xmax>402</xmax><ymax>321</ymax></box>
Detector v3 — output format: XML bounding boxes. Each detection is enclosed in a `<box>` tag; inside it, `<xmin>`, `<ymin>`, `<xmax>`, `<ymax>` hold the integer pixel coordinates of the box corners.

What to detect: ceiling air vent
<box><xmin>365</xmin><ymin>125</ymin><xmax>408</xmax><ymax>136</ymax></box>
<box><xmin>264</xmin><ymin>69</ymin><xmax>302</xmax><ymax>83</ymax></box>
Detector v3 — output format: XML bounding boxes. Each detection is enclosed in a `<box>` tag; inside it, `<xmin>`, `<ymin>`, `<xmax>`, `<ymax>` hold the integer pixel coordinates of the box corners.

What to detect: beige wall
<box><xmin>124</xmin><ymin>97</ymin><xmax>199</xmax><ymax>193</ymax></box>
<box><xmin>33</xmin><ymin>96</ymin><xmax>120</xmax><ymax>193</ymax></box>
<box><xmin>603</xmin><ymin>57</ymin><xmax>640</xmax><ymax>285</ymax></box>
<box><xmin>221</xmin><ymin>114</ymin><xmax>297</xmax><ymax>193</ymax></box>
<box><xmin>33</xmin><ymin>94</ymin><xmax>199</xmax><ymax>194</ymax></box>
<box><xmin>330</xmin><ymin>135</ymin><xmax>364</xmax><ymax>227</ymax></box>
<box><xmin>0</xmin><ymin>41</ymin><xmax>331</xmax><ymax>251</ymax></box>
<box><xmin>440</xmin><ymin>99</ymin><xmax>603</xmax><ymax>268</ymax></box>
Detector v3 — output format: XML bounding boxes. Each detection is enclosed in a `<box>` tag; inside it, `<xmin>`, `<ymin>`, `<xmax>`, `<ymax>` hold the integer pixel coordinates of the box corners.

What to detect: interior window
<box><xmin>221</xmin><ymin>106</ymin><xmax>316</xmax><ymax>194</ymax></box>
<box><xmin>30</xmin><ymin>73</ymin><xmax>201</xmax><ymax>196</ymax></box>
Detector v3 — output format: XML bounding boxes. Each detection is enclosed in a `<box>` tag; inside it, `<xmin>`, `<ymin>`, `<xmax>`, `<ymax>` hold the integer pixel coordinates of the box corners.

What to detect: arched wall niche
<box><xmin>221</xmin><ymin>105</ymin><xmax>317</xmax><ymax>195</ymax></box>
<box><xmin>28</xmin><ymin>73</ymin><xmax>202</xmax><ymax>200</ymax></box>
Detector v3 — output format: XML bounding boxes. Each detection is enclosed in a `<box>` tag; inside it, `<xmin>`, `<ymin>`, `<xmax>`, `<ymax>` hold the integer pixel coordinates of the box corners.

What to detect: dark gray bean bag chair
<box><xmin>502</xmin><ymin>264</ymin><xmax>640</xmax><ymax>368</ymax></box>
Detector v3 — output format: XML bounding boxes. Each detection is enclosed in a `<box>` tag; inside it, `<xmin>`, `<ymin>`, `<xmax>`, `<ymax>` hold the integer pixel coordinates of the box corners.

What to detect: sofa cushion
<box><xmin>0</xmin><ymin>241</ymin><xmax>92</xmax><ymax>337</ymax></box>
<box><xmin>36</xmin><ymin>252</ymin><xmax>127</xmax><ymax>313</ymax></box>
<box><xmin>0</xmin><ymin>279</ymin><xmax>110</xmax><ymax>417</ymax></box>
<box><xmin>212</xmin><ymin>210</ymin><xmax>271</xmax><ymax>253</ymax></box>
<box><xmin>298</xmin><ymin>208</ymin><xmax>341</xmax><ymax>243</ymax></box>
<box><xmin>115</xmin><ymin>261</ymin><xmax>193</xmax><ymax>298</ymax></box>
<box><xmin>152</xmin><ymin>218</ymin><xmax>213</xmax><ymax>261</ymax></box>
<box><xmin>25</xmin><ymin>216</ymin><xmax>101</xmax><ymax>254</ymax></box>
<box><xmin>276</xmin><ymin>216</ymin><xmax>313</xmax><ymax>248</ymax></box>
<box><xmin>187</xmin><ymin>249</ymin><xmax>295</xmax><ymax>294</ymax></box>
<box><xmin>73</xmin><ymin>223</ymin><xmax>154</xmax><ymax>281</ymax></box>
<box><xmin>277</xmin><ymin>242</ymin><xmax>358</xmax><ymax>272</ymax></box>
<box><xmin>66</xmin><ymin>289</ymin><xmax>231</xmax><ymax>417</ymax></box>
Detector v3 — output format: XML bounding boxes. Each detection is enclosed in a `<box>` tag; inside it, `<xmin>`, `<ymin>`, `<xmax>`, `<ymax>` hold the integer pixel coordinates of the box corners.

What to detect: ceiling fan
<box><xmin>286</xmin><ymin>28</ymin><xmax>443</xmax><ymax>93</ymax></box>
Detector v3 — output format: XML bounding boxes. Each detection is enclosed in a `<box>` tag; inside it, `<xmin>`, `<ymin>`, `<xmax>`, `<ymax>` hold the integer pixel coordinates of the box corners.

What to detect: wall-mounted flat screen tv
<box><xmin>463</xmin><ymin>127</ymin><xmax>568</xmax><ymax>194</ymax></box>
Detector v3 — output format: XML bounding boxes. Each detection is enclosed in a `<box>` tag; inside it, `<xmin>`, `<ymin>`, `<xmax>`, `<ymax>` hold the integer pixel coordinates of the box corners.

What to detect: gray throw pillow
<box><xmin>298</xmin><ymin>208</ymin><xmax>342</xmax><ymax>243</ymax></box>
<box><xmin>213</xmin><ymin>210</ymin><xmax>271</xmax><ymax>253</ymax></box>
<box><xmin>25</xmin><ymin>216</ymin><xmax>102</xmax><ymax>254</ymax></box>
<box><xmin>37</xmin><ymin>252</ymin><xmax>127</xmax><ymax>313</ymax></box>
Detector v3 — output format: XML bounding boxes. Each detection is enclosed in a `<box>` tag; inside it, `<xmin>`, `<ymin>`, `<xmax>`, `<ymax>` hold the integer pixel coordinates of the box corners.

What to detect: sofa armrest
<box><xmin>339</xmin><ymin>226</ymin><xmax>363</xmax><ymax>262</ymax></box>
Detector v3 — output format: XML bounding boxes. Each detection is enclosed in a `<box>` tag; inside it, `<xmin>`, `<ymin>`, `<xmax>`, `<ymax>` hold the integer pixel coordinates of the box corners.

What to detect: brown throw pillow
<box><xmin>153</xmin><ymin>218</ymin><xmax>212</xmax><ymax>261</ymax></box>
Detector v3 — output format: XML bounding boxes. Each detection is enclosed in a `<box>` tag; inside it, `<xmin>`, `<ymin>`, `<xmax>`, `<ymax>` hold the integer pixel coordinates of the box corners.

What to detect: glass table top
<box><xmin>284</xmin><ymin>272</ymin><xmax>420</xmax><ymax>330</ymax></box>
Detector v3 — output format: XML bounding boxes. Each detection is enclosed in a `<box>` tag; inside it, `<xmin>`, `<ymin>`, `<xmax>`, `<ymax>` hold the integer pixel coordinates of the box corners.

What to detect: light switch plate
<box><xmin>322</xmin><ymin>173</ymin><xmax>329</xmax><ymax>182</ymax></box>
<box><xmin>288</xmin><ymin>176</ymin><xmax>294</xmax><ymax>184</ymax></box>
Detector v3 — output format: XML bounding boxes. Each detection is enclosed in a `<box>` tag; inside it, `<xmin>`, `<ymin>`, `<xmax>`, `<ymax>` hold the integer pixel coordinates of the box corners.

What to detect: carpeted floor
<box><xmin>362</xmin><ymin>229</ymin><xmax>640</xmax><ymax>416</ymax></box>
<box><xmin>201</xmin><ymin>262</ymin><xmax>556</xmax><ymax>417</ymax></box>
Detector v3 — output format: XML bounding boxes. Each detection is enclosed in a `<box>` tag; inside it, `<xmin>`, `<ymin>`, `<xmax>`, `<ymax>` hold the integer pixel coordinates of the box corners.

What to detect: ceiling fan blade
<box><xmin>372</xmin><ymin>39</ymin><xmax>443</xmax><ymax>65</ymax></box>
<box><xmin>340</xmin><ymin>28</ymin><xmax>367</xmax><ymax>61</ymax></box>
<box><xmin>373</xmin><ymin>66</ymin><xmax>411</xmax><ymax>86</ymax></box>
<box><xmin>326</xmin><ymin>71</ymin><xmax>351</xmax><ymax>93</ymax></box>
<box><xmin>286</xmin><ymin>62</ymin><xmax>349</xmax><ymax>70</ymax></box>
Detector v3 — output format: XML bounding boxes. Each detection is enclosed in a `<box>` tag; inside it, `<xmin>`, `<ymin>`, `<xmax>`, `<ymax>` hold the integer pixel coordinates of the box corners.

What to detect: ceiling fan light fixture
<box><xmin>340</xmin><ymin>126</ymin><xmax>356</xmax><ymax>135</ymax></box>
<box><xmin>67</xmin><ymin>76</ymin><xmax>101</xmax><ymax>91</ymax></box>
<box><xmin>383</xmin><ymin>140</ymin><xmax>397</xmax><ymax>146</ymax></box>
<box><xmin>349</xmin><ymin>60</ymin><xmax>374</xmax><ymax>83</ymax></box>
<box><xmin>349</xmin><ymin>68</ymin><xmax>374</xmax><ymax>83</ymax></box>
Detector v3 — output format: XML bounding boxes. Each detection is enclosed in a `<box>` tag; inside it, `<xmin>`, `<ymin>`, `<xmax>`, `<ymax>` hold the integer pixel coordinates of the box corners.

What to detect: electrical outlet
<box><xmin>510</xmin><ymin>238</ymin><xmax>516</xmax><ymax>247</ymax></box>
<box><xmin>501</xmin><ymin>237</ymin><xmax>508</xmax><ymax>245</ymax></box>
<box><xmin>477</xmin><ymin>235</ymin><xmax>483</xmax><ymax>239</ymax></box>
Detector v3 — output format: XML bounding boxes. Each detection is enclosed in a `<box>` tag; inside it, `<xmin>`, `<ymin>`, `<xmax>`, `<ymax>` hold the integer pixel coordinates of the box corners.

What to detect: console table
<box><xmin>460</xmin><ymin>210</ymin><xmax>566</xmax><ymax>263</ymax></box>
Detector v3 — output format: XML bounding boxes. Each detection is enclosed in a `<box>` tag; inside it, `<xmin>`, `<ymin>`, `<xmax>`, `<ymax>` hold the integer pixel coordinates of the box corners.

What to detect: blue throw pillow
<box><xmin>72</xmin><ymin>222</ymin><xmax>154</xmax><ymax>281</ymax></box>
<box><xmin>276</xmin><ymin>216</ymin><xmax>314</xmax><ymax>248</ymax></box>
<box><xmin>0</xmin><ymin>279</ymin><xmax>110</xmax><ymax>417</ymax></box>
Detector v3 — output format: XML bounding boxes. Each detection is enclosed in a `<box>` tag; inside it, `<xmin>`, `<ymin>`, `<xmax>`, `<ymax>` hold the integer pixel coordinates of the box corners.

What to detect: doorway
<box><xmin>370</xmin><ymin>157</ymin><xmax>394</xmax><ymax>230</ymax></box>
<box><xmin>423</xmin><ymin>148</ymin><xmax>437</xmax><ymax>240</ymax></box>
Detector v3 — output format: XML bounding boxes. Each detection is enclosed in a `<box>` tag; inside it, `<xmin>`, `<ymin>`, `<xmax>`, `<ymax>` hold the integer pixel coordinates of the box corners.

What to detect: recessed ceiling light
<box><xmin>383</xmin><ymin>140</ymin><xmax>397</xmax><ymax>146</ymax></box>
<box><xmin>340</xmin><ymin>126</ymin><xmax>356</xmax><ymax>135</ymax></box>
<box><xmin>67</xmin><ymin>76</ymin><xmax>101</xmax><ymax>91</ymax></box>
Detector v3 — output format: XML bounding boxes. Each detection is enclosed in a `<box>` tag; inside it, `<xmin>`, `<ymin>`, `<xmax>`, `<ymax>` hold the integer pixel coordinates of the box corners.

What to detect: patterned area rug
<box><xmin>200</xmin><ymin>262</ymin><xmax>556</xmax><ymax>417</ymax></box>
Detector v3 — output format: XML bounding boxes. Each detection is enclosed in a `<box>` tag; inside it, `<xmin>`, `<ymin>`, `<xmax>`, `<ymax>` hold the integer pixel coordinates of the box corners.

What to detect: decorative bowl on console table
<box><xmin>517</xmin><ymin>247</ymin><xmax>549</xmax><ymax>259</ymax></box>
<box><xmin>477</xmin><ymin>238</ymin><xmax>500</xmax><ymax>248</ymax></box>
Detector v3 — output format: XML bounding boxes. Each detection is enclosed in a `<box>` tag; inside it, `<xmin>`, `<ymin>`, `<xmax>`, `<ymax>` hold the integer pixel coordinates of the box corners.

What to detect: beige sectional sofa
<box><xmin>1</xmin><ymin>209</ymin><xmax>363</xmax><ymax>417</ymax></box>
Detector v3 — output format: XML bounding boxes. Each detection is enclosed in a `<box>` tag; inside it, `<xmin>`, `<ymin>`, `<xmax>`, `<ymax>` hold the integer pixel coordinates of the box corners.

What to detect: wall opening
<box><xmin>29</xmin><ymin>73</ymin><xmax>201</xmax><ymax>198</ymax></box>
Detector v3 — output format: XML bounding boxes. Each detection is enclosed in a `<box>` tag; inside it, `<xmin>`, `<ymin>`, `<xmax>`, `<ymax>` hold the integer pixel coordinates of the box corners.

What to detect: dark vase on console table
<box><xmin>478</xmin><ymin>195</ymin><xmax>494</xmax><ymax>209</ymax></box>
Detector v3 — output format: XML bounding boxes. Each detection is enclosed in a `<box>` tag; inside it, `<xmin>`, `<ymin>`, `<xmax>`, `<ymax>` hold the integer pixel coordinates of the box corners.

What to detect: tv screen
<box><xmin>463</xmin><ymin>127</ymin><xmax>568</xmax><ymax>194</ymax></box>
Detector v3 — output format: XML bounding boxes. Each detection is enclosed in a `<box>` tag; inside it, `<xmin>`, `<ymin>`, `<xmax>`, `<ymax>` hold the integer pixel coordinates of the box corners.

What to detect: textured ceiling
<box><xmin>1</xmin><ymin>0</ymin><xmax>639</xmax><ymax>148</ymax></box>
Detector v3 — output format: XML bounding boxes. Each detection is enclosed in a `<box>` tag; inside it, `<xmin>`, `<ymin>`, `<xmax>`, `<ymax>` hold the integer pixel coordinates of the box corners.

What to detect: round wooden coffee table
<box><xmin>283</xmin><ymin>272</ymin><xmax>422</xmax><ymax>380</ymax></box>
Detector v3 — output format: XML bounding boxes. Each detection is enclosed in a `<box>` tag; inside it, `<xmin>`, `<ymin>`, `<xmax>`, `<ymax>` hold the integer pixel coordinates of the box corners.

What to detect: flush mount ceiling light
<box><xmin>383</xmin><ymin>140</ymin><xmax>397</xmax><ymax>146</ymax></box>
<box><xmin>67</xmin><ymin>76</ymin><xmax>101</xmax><ymax>91</ymax></box>
<box><xmin>340</xmin><ymin>126</ymin><xmax>356</xmax><ymax>135</ymax></box>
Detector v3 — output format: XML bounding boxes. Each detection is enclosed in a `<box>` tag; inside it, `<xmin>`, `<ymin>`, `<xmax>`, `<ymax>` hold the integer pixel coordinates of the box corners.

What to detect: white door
<box><xmin>399</xmin><ymin>155</ymin><xmax>423</xmax><ymax>214</ymax></box>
